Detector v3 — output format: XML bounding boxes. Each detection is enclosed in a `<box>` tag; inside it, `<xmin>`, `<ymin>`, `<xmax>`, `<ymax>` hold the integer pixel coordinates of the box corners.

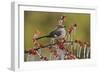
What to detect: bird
<box><xmin>36</xmin><ymin>16</ymin><xmax>66</xmax><ymax>40</ymax></box>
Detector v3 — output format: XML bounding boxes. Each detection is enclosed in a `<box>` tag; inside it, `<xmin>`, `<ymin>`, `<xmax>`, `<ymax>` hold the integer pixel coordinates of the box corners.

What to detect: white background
<box><xmin>0</xmin><ymin>0</ymin><xmax>100</xmax><ymax>73</ymax></box>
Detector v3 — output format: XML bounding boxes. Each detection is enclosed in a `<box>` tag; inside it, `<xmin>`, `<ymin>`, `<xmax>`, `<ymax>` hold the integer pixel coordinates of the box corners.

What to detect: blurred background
<box><xmin>24</xmin><ymin>11</ymin><xmax>90</xmax><ymax>61</ymax></box>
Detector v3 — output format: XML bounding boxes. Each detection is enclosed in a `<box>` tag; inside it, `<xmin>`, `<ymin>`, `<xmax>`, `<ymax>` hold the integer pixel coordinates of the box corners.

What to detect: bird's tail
<box><xmin>36</xmin><ymin>35</ymin><xmax>50</xmax><ymax>40</ymax></box>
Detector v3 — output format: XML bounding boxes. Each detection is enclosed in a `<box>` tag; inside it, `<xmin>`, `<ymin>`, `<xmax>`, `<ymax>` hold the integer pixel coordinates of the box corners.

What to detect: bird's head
<box><xmin>58</xmin><ymin>16</ymin><xmax>66</xmax><ymax>25</ymax></box>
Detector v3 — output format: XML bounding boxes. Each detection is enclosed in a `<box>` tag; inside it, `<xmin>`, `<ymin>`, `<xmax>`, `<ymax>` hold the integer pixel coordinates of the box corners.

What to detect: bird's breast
<box><xmin>57</xmin><ymin>28</ymin><xmax>66</xmax><ymax>39</ymax></box>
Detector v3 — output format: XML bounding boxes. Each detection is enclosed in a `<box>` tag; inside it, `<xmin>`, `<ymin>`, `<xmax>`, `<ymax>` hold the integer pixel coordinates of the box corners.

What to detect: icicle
<box><xmin>76</xmin><ymin>45</ymin><xmax>79</xmax><ymax>58</ymax></box>
<box><xmin>86</xmin><ymin>47</ymin><xmax>90</xmax><ymax>58</ymax></box>
<box><xmin>49</xmin><ymin>53</ymin><xmax>52</xmax><ymax>60</ymax></box>
<box><xmin>83</xmin><ymin>43</ymin><xmax>87</xmax><ymax>59</ymax></box>
<box><xmin>78</xmin><ymin>46</ymin><xmax>82</xmax><ymax>58</ymax></box>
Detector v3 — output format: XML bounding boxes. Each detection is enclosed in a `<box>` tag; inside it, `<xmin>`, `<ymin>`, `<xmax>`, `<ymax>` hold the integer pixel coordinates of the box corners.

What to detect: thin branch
<box><xmin>25</xmin><ymin>41</ymin><xmax>74</xmax><ymax>54</ymax></box>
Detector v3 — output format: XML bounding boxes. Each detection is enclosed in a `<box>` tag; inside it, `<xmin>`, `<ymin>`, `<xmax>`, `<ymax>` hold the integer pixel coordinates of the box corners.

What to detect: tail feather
<box><xmin>36</xmin><ymin>35</ymin><xmax>50</xmax><ymax>40</ymax></box>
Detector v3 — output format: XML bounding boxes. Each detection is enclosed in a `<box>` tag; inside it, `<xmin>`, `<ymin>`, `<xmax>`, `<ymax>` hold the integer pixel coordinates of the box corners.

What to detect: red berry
<box><xmin>40</xmin><ymin>56</ymin><xmax>44</xmax><ymax>59</ymax></box>
<box><xmin>68</xmin><ymin>28</ymin><xmax>73</xmax><ymax>34</ymax></box>
<box><xmin>73</xmin><ymin>24</ymin><xmax>77</xmax><ymax>27</ymax></box>
<box><xmin>44</xmin><ymin>57</ymin><xmax>48</xmax><ymax>61</ymax></box>
<box><xmin>75</xmin><ymin>40</ymin><xmax>78</xmax><ymax>43</ymax></box>
<box><xmin>29</xmin><ymin>49</ymin><xmax>37</xmax><ymax>55</ymax></box>
<box><xmin>87</xmin><ymin>43</ymin><xmax>90</xmax><ymax>47</ymax></box>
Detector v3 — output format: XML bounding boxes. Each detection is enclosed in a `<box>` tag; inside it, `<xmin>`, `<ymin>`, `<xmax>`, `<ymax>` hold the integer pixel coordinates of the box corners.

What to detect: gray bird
<box><xmin>36</xmin><ymin>16</ymin><xmax>66</xmax><ymax>40</ymax></box>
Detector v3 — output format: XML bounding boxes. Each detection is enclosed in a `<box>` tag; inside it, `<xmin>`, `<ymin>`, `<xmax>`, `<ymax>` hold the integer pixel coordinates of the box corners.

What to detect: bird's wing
<box><xmin>50</xmin><ymin>30</ymin><xmax>62</xmax><ymax>37</ymax></box>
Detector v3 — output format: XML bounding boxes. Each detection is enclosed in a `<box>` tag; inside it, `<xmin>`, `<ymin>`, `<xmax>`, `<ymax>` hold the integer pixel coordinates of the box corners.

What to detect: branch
<box><xmin>25</xmin><ymin>41</ymin><xmax>74</xmax><ymax>54</ymax></box>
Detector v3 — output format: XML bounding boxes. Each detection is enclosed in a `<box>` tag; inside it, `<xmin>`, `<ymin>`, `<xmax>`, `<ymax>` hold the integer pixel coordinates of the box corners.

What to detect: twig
<box><xmin>25</xmin><ymin>41</ymin><xmax>74</xmax><ymax>53</ymax></box>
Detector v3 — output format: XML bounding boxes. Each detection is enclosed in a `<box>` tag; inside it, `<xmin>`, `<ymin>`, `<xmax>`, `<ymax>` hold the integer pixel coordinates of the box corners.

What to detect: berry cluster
<box><xmin>25</xmin><ymin>24</ymin><xmax>90</xmax><ymax>61</ymax></box>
